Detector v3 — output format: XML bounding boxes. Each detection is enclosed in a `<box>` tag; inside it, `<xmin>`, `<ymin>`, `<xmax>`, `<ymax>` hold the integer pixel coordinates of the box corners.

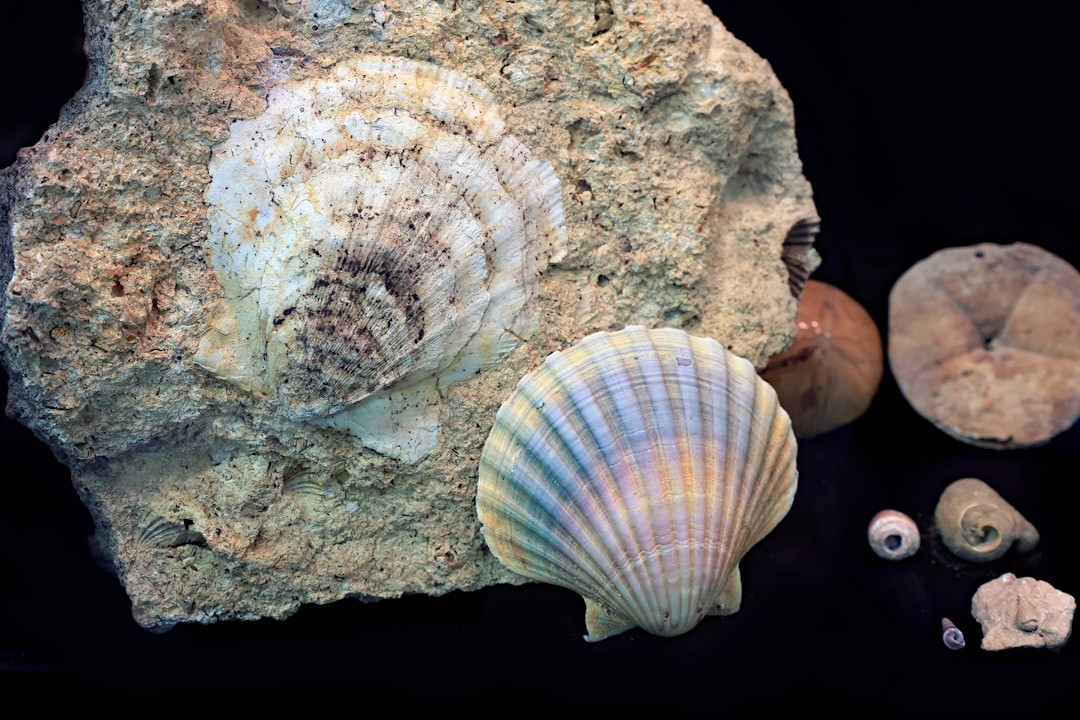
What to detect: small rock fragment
<box><xmin>971</xmin><ymin>573</ymin><xmax>1075</xmax><ymax>651</ymax></box>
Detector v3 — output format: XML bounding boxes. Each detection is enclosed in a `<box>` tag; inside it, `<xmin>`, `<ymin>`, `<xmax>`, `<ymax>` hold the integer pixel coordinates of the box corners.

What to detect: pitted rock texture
<box><xmin>1</xmin><ymin>0</ymin><xmax>816</xmax><ymax>630</ymax></box>
<box><xmin>971</xmin><ymin>574</ymin><xmax>1075</xmax><ymax>651</ymax></box>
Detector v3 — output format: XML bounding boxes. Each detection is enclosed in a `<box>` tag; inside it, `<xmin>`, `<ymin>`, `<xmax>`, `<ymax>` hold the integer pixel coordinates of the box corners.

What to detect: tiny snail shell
<box><xmin>941</xmin><ymin>617</ymin><xmax>966</xmax><ymax>650</ymax></box>
<box><xmin>867</xmin><ymin>509</ymin><xmax>920</xmax><ymax>560</ymax></box>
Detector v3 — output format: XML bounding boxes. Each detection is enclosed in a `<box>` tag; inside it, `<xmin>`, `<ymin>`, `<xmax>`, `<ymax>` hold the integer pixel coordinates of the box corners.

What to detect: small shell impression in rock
<box><xmin>195</xmin><ymin>55</ymin><xmax>568</xmax><ymax>462</ymax></box>
<box><xmin>476</xmin><ymin>326</ymin><xmax>799</xmax><ymax>641</ymax></box>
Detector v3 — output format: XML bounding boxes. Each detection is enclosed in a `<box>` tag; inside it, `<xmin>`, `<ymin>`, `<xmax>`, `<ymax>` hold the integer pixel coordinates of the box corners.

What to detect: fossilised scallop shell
<box><xmin>195</xmin><ymin>55</ymin><xmax>567</xmax><ymax>462</ymax></box>
<box><xmin>476</xmin><ymin>325</ymin><xmax>799</xmax><ymax>641</ymax></box>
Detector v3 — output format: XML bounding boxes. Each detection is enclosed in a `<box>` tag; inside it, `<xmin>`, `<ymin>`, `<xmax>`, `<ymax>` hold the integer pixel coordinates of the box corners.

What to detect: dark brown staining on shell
<box><xmin>289</xmin><ymin>242</ymin><xmax>427</xmax><ymax>407</ymax></box>
<box><xmin>274</xmin><ymin>172</ymin><xmax>470</xmax><ymax>419</ymax></box>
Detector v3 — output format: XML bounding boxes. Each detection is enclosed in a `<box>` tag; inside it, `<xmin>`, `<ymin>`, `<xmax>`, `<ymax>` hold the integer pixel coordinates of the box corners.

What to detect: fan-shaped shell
<box><xmin>195</xmin><ymin>55</ymin><xmax>567</xmax><ymax>460</ymax></box>
<box><xmin>476</xmin><ymin>326</ymin><xmax>798</xmax><ymax>641</ymax></box>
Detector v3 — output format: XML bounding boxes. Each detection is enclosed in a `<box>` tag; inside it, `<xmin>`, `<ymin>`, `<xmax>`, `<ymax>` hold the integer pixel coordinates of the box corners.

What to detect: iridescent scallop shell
<box><xmin>476</xmin><ymin>325</ymin><xmax>799</xmax><ymax>641</ymax></box>
<box><xmin>195</xmin><ymin>55</ymin><xmax>567</xmax><ymax>462</ymax></box>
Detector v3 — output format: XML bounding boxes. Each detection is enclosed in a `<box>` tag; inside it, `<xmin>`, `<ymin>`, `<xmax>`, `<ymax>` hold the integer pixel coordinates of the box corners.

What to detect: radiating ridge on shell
<box><xmin>195</xmin><ymin>54</ymin><xmax>567</xmax><ymax>462</ymax></box>
<box><xmin>476</xmin><ymin>325</ymin><xmax>799</xmax><ymax>641</ymax></box>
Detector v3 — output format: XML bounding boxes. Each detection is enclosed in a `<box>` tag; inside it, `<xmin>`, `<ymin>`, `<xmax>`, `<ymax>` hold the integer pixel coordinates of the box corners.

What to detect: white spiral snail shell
<box><xmin>867</xmin><ymin>509</ymin><xmax>921</xmax><ymax>560</ymax></box>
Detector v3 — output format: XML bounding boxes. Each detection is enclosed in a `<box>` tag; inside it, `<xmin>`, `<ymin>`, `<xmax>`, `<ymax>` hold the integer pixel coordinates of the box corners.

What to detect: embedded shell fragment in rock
<box><xmin>195</xmin><ymin>55</ymin><xmax>568</xmax><ymax>462</ymax></box>
<box><xmin>476</xmin><ymin>326</ymin><xmax>799</xmax><ymax>642</ymax></box>
<box><xmin>888</xmin><ymin>242</ymin><xmax>1080</xmax><ymax>449</ymax></box>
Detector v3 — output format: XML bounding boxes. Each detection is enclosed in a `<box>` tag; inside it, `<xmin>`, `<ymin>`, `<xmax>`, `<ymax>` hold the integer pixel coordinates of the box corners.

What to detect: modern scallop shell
<box><xmin>195</xmin><ymin>55</ymin><xmax>567</xmax><ymax>462</ymax></box>
<box><xmin>476</xmin><ymin>325</ymin><xmax>799</xmax><ymax>641</ymax></box>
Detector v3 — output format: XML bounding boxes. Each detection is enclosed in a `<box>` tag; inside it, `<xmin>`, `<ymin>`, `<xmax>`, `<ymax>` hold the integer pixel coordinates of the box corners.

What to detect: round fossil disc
<box><xmin>888</xmin><ymin>242</ymin><xmax>1080</xmax><ymax>448</ymax></box>
<box><xmin>761</xmin><ymin>280</ymin><xmax>883</xmax><ymax>438</ymax></box>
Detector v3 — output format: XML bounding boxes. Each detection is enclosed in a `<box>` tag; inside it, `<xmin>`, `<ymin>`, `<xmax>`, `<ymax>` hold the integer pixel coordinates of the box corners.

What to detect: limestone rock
<box><xmin>971</xmin><ymin>573</ymin><xmax>1075</xmax><ymax>651</ymax></box>
<box><xmin>0</xmin><ymin>0</ymin><xmax>816</xmax><ymax>630</ymax></box>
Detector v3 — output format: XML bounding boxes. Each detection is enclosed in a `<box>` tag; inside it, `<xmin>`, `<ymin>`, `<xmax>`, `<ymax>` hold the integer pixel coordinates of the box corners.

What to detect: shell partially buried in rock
<box><xmin>476</xmin><ymin>325</ymin><xmax>799</xmax><ymax>641</ymax></box>
<box><xmin>195</xmin><ymin>55</ymin><xmax>567</xmax><ymax>462</ymax></box>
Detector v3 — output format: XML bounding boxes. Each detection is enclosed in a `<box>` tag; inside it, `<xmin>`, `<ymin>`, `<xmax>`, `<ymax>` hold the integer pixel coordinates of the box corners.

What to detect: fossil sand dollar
<box><xmin>761</xmin><ymin>280</ymin><xmax>883</xmax><ymax>438</ymax></box>
<box><xmin>889</xmin><ymin>242</ymin><xmax>1080</xmax><ymax>448</ymax></box>
<box><xmin>195</xmin><ymin>55</ymin><xmax>568</xmax><ymax>461</ymax></box>
<box><xmin>476</xmin><ymin>326</ymin><xmax>798</xmax><ymax>641</ymax></box>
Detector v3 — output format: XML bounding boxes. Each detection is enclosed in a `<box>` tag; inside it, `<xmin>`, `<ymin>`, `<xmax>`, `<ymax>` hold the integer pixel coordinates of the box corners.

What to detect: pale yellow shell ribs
<box><xmin>476</xmin><ymin>325</ymin><xmax>798</xmax><ymax>641</ymax></box>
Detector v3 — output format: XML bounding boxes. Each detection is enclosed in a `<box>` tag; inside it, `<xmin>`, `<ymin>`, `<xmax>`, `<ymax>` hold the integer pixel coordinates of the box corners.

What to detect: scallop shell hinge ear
<box><xmin>195</xmin><ymin>55</ymin><xmax>568</xmax><ymax>463</ymax></box>
<box><xmin>476</xmin><ymin>325</ymin><xmax>799</xmax><ymax>642</ymax></box>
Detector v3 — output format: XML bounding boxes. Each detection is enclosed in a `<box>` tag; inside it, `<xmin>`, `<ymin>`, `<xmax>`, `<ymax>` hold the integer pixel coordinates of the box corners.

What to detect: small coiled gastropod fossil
<box><xmin>941</xmin><ymin>617</ymin><xmax>966</xmax><ymax>650</ymax></box>
<box><xmin>934</xmin><ymin>478</ymin><xmax>1038</xmax><ymax>563</ymax></box>
<box><xmin>867</xmin><ymin>509</ymin><xmax>920</xmax><ymax>560</ymax></box>
<box><xmin>476</xmin><ymin>326</ymin><xmax>798</xmax><ymax>642</ymax></box>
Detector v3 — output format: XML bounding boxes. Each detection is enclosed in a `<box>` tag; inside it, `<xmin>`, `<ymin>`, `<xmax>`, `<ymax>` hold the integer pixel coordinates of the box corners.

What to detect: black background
<box><xmin>2</xmin><ymin>1</ymin><xmax>1078</xmax><ymax>712</ymax></box>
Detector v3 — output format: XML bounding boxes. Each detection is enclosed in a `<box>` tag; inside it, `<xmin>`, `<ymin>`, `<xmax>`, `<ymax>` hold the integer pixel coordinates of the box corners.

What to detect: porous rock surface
<box><xmin>0</xmin><ymin>0</ymin><xmax>816</xmax><ymax>630</ymax></box>
<box><xmin>971</xmin><ymin>573</ymin><xmax>1075</xmax><ymax>651</ymax></box>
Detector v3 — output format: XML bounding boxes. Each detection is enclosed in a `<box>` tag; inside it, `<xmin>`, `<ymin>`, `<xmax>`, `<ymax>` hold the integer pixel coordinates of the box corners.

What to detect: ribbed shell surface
<box><xmin>476</xmin><ymin>326</ymin><xmax>798</xmax><ymax>640</ymax></box>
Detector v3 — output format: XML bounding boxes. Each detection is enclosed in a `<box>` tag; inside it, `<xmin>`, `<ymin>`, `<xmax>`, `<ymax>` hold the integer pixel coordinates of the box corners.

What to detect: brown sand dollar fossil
<box><xmin>888</xmin><ymin>242</ymin><xmax>1080</xmax><ymax>448</ymax></box>
<box><xmin>761</xmin><ymin>279</ymin><xmax>883</xmax><ymax>438</ymax></box>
